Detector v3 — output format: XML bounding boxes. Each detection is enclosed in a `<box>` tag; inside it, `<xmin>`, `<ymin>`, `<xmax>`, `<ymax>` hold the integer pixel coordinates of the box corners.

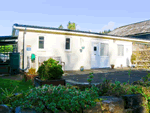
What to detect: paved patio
<box><xmin>62</xmin><ymin>68</ymin><xmax>150</xmax><ymax>85</ymax></box>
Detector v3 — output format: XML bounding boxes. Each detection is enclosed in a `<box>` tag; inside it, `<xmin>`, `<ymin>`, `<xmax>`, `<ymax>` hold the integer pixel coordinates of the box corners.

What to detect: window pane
<box><xmin>118</xmin><ymin>45</ymin><xmax>124</xmax><ymax>56</ymax></box>
<box><xmin>66</xmin><ymin>38</ymin><xmax>70</xmax><ymax>50</ymax></box>
<box><xmin>39</xmin><ymin>37</ymin><xmax>44</xmax><ymax>40</ymax></box>
<box><xmin>100</xmin><ymin>43</ymin><xmax>104</xmax><ymax>56</ymax></box>
<box><xmin>39</xmin><ymin>41</ymin><xmax>44</xmax><ymax>48</ymax></box>
<box><xmin>94</xmin><ymin>46</ymin><xmax>97</xmax><ymax>51</ymax></box>
<box><xmin>39</xmin><ymin>37</ymin><xmax>44</xmax><ymax>49</ymax></box>
<box><xmin>100</xmin><ymin>43</ymin><xmax>109</xmax><ymax>56</ymax></box>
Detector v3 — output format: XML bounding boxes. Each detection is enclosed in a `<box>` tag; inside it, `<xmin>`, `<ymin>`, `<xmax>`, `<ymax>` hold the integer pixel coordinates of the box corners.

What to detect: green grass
<box><xmin>0</xmin><ymin>78</ymin><xmax>34</xmax><ymax>97</ymax></box>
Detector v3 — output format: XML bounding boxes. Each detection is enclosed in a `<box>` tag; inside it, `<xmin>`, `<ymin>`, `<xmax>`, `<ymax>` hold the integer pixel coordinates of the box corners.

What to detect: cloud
<box><xmin>76</xmin><ymin>25</ymin><xmax>80</xmax><ymax>30</ymax></box>
<box><xmin>101</xmin><ymin>21</ymin><xmax>115</xmax><ymax>31</ymax></box>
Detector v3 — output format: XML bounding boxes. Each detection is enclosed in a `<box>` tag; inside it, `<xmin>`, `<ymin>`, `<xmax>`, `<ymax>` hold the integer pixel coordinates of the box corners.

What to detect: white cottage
<box><xmin>12</xmin><ymin>23</ymin><xmax>150</xmax><ymax>72</ymax></box>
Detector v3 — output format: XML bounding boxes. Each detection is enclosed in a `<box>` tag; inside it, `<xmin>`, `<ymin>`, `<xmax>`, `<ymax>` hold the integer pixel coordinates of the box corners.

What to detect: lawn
<box><xmin>0</xmin><ymin>78</ymin><xmax>34</xmax><ymax>100</ymax></box>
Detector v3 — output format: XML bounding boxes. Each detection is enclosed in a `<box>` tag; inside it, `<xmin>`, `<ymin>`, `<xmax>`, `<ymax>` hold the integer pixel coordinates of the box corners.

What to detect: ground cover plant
<box><xmin>5</xmin><ymin>84</ymin><xmax>99</xmax><ymax>113</ymax></box>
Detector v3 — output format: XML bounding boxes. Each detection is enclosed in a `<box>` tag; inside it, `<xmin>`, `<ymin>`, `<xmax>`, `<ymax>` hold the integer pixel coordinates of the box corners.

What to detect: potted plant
<box><xmin>24</xmin><ymin>67</ymin><xmax>38</xmax><ymax>82</ymax></box>
<box><xmin>111</xmin><ymin>64</ymin><xmax>115</xmax><ymax>69</ymax></box>
<box><xmin>34</xmin><ymin>58</ymin><xmax>66</xmax><ymax>87</ymax></box>
<box><xmin>80</xmin><ymin>66</ymin><xmax>84</xmax><ymax>71</ymax></box>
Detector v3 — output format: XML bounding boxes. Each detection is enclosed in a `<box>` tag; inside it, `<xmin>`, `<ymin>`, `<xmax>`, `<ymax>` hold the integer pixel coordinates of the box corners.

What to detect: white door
<box><xmin>91</xmin><ymin>42</ymin><xmax>100</xmax><ymax>68</ymax></box>
<box><xmin>99</xmin><ymin>43</ymin><xmax>110</xmax><ymax>68</ymax></box>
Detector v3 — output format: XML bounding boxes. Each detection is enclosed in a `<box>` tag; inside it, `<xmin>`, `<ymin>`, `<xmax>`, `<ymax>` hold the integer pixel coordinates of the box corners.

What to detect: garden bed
<box><xmin>34</xmin><ymin>76</ymin><xmax>66</xmax><ymax>87</ymax></box>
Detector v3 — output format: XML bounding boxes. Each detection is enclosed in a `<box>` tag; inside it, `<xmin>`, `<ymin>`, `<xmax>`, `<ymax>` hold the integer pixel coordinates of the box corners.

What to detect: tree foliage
<box><xmin>67</xmin><ymin>21</ymin><xmax>76</xmax><ymax>30</ymax></box>
<box><xmin>100</xmin><ymin>29</ymin><xmax>111</xmax><ymax>34</ymax></box>
<box><xmin>58</xmin><ymin>24</ymin><xmax>63</xmax><ymax>29</ymax></box>
<box><xmin>0</xmin><ymin>45</ymin><xmax>13</xmax><ymax>53</ymax></box>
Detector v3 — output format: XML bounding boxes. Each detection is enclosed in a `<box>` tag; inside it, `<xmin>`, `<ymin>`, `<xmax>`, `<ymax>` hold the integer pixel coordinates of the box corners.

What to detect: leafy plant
<box><xmin>9</xmin><ymin>84</ymin><xmax>99</xmax><ymax>113</ymax></box>
<box><xmin>28</xmin><ymin>67</ymin><xmax>36</xmax><ymax>75</ymax></box>
<box><xmin>131</xmin><ymin>53</ymin><xmax>136</xmax><ymax>64</ymax></box>
<box><xmin>127</xmin><ymin>69</ymin><xmax>132</xmax><ymax>84</ymax></box>
<box><xmin>87</xmin><ymin>72</ymin><xmax>94</xmax><ymax>88</ymax></box>
<box><xmin>37</xmin><ymin>58</ymin><xmax>64</xmax><ymax>80</ymax></box>
<box><xmin>1</xmin><ymin>86</ymin><xmax>18</xmax><ymax>98</ymax></box>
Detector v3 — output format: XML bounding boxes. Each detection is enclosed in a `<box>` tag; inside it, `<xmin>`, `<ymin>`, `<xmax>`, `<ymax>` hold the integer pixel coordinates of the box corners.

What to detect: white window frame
<box><xmin>38</xmin><ymin>36</ymin><xmax>45</xmax><ymax>50</ymax></box>
<box><xmin>65</xmin><ymin>37</ymin><xmax>71</xmax><ymax>51</ymax></box>
<box><xmin>118</xmin><ymin>44</ymin><xmax>124</xmax><ymax>56</ymax></box>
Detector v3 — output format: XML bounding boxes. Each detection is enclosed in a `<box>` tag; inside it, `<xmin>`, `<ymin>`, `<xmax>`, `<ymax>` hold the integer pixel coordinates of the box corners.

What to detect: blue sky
<box><xmin>0</xmin><ymin>0</ymin><xmax>150</xmax><ymax>36</ymax></box>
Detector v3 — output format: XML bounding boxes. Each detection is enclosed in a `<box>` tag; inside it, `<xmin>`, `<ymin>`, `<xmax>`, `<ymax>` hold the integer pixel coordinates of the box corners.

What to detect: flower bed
<box><xmin>1</xmin><ymin>69</ymin><xmax>150</xmax><ymax>113</ymax></box>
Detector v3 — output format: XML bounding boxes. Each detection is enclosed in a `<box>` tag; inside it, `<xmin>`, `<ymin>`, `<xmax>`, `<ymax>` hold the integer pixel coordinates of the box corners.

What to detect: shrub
<box><xmin>131</xmin><ymin>53</ymin><xmax>136</xmax><ymax>64</ymax></box>
<box><xmin>28</xmin><ymin>67</ymin><xmax>36</xmax><ymax>75</ymax></box>
<box><xmin>9</xmin><ymin>84</ymin><xmax>99</xmax><ymax>113</ymax></box>
<box><xmin>37</xmin><ymin>58</ymin><xmax>64</xmax><ymax>80</ymax></box>
<box><xmin>95</xmin><ymin>79</ymin><xmax>143</xmax><ymax>97</ymax></box>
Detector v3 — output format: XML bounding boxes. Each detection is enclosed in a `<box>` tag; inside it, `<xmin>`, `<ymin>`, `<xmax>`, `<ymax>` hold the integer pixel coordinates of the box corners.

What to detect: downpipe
<box><xmin>19</xmin><ymin>56</ymin><xmax>30</xmax><ymax>72</ymax></box>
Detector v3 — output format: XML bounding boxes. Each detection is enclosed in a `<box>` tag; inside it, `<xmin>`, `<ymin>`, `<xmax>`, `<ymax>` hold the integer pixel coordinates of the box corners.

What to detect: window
<box><xmin>94</xmin><ymin>46</ymin><xmax>97</xmax><ymax>51</ymax></box>
<box><xmin>65</xmin><ymin>38</ymin><xmax>70</xmax><ymax>50</ymax></box>
<box><xmin>100</xmin><ymin>43</ymin><xmax>109</xmax><ymax>56</ymax></box>
<box><xmin>39</xmin><ymin>37</ymin><xmax>44</xmax><ymax>49</ymax></box>
<box><xmin>118</xmin><ymin>44</ymin><xmax>124</xmax><ymax>56</ymax></box>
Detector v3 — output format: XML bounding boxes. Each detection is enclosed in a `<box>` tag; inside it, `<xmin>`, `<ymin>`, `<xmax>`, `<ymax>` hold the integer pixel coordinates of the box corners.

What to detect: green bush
<box><xmin>131</xmin><ymin>53</ymin><xmax>136</xmax><ymax>64</ymax></box>
<box><xmin>95</xmin><ymin>79</ymin><xmax>142</xmax><ymax>97</ymax></box>
<box><xmin>37</xmin><ymin>58</ymin><xmax>64</xmax><ymax>80</ymax></box>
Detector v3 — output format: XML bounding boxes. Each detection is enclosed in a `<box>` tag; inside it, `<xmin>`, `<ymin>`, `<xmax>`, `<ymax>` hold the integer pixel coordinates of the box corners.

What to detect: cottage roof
<box><xmin>108</xmin><ymin>19</ymin><xmax>150</xmax><ymax>36</ymax></box>
<box><xmin>13</xmin><ymin>23</ymin><xmax>150</xmax><ymax>43</ymax></box>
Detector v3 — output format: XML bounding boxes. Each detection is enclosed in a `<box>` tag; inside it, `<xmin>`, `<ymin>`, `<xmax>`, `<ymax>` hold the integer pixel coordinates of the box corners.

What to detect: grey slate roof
<box><xmin>108</xmin><ymin>19</ymin><xmax>150</xmax><ymax>36</ymax></box>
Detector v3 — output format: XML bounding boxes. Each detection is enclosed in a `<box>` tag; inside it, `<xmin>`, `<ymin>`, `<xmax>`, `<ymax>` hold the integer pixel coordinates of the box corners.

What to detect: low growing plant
<box><xmin>1</xmin><ymin>86</ymin><xmax>18</xmax><ymax>98</ymax></box>
<box><xmin>9</xmin><ymin>84</ymin><xmax>99</xmax><ymax>113</ymax></box>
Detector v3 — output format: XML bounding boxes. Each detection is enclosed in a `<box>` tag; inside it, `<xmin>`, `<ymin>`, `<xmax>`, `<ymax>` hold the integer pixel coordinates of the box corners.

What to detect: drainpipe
<box><xmin>19</xmin><ymin>28</ymin><xmax>30</xmax><ymax>72</ymax></box>
<box><xmin>23</xmin><ymin>28</ymin><xmax>26</xmax><ymax>71</ymax></box>
<box><xmin>19</xmin><ymin>56</ymin><xmax>30</xmax><ymax>71</ymax></box>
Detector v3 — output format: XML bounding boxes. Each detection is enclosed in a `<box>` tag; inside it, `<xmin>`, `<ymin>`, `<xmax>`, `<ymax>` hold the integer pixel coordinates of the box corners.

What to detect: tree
<box><xmin>100</xmin><ymin>29</ymin><xmax>111</xmax><ymax>34</ymax></box>
<box><xmin>58</xmin><ymin>24</ymin><xmax>63</xmax><ymax>29</ymax></box>
<box><xmin>67</xmin><ymin>21</ymin><xmax>76</xmax><ymax>30</ymax></box>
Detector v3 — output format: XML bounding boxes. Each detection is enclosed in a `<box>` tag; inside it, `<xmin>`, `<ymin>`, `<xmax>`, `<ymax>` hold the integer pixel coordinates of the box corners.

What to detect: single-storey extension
<box><xmin>12</xmin><ymin>23</ymin><xmax>150</xmax><ymax>72</ymax></box>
